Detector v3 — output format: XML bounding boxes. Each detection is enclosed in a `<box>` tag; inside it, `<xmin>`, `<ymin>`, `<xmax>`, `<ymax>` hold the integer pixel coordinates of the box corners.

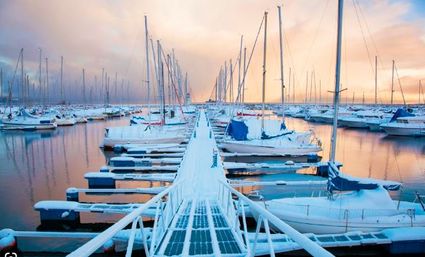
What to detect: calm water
<box><xmin>0</xmin><ymin>117</ymin><xmax>158</xmax><ymax>231</ymax></box>
<box><xmin>0</xmin><ymin>114</ymin><xmax>424</xmax><ymax>252</ymax></box>
<box><xmin>237</xmin><ymin>117</ymin><xmax>425</xmax><ymax>201</ymax></box>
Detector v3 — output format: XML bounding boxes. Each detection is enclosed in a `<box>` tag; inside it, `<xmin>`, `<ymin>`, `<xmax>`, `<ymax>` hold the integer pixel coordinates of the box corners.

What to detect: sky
<box><xmin>0</xmin><ymin>0</ymin><xmax>424</xmax><ymax>104</ymax></box>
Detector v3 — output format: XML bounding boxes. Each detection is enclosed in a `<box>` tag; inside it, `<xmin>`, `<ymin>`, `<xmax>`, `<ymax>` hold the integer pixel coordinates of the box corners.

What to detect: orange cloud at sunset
<box><xmin>0</xmin><ymin>0</ymin><xmax>424</xmax><ymax>104</ymax></box>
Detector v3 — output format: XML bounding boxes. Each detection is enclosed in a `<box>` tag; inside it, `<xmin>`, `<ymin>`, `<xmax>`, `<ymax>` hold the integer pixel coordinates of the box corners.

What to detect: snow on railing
<box><xmin>67</xmin><ymin>180</ymin><xmax>183</xmax><ymax>257</ymax></box>
<box><xmin>218</xmin><ymin>180</ymin><xmax>335</xmax><ymax>257</ymax></box>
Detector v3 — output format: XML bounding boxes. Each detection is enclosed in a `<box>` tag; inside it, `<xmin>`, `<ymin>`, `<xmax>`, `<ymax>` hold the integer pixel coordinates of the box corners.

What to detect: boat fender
<box><xmin>102</xmin><ymin>239</ymin><xmax>115</xmax><ymax>254</ymax></box>
<box><xmin>0</xmin><ymin>229</ymin><xmax>16</xmax><ymax>252</ymax></box>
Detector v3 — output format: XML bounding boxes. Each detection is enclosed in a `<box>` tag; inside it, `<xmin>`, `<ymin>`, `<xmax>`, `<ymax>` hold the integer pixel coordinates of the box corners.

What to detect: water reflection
<box><xmin>0</xmin><ymin>118</ymin><xmax>128</xmax><ymax>231</ymax></box>
<box><xmin>0</xmin><ymin>114</ymin><xmax>424</xmax><ymax>233</ymax></box>
<box><xmin>238</xmin><ymin>117</ymin><xmax>425</xmax><ymax>201</ymax></box>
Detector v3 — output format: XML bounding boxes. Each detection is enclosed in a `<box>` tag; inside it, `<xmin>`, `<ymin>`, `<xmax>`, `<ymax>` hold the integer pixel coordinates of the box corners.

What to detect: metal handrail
<box><xmin>219</xmin><ymin>180</ymin><xmax>335</xmax><ymax>257</ymax></box>
<box><xmin>67</xmin><ymin>180</ymin><xmax>183</xmax><ymax>257</ymax></box>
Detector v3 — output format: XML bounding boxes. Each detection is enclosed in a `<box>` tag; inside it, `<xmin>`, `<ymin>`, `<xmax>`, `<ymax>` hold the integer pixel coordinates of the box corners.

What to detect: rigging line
<box><xmin>224</xmin><ymin>53</ymin><xmax>240</xmax><ymax>102</ymax></box>
<box><xmin>159</xmin><ymin>46</ymin><xmax>186</xmax><ymax>120</ymax></box>
<box><xmin>2</xmin><ymin>49</ymin><xmax>22</xmax><ymax>117</ymax></box>
<box><xmin>354</xmin><ymin>0</ymin><xmax>385</xmax><ymax>69</ymax></box>
<box><xmin>394</xmin><ymin>62</ymin><xmax>406</xmax><ymax>106</ymax></box>
<box><xmin>300</xmin><ymin>0</ymin><xmax>330</xmax><ymax>75</ymax></box>
<box><xmin>150</xmin><ymin>37</ymin><xmax>160</xmax><ymax>104</ymax></box>
<box><xmin>421</xmin><ymin>80</ymin><xmax>425</xmax><ymax>104</ymax></box>
<box><xmin>123</xmin><ymin>24</ymin><xmax>144</xmax><ymax>78</ymax></box>
<box><xmin>209</xmin><ymin>79</ymin><xmax>216</xmax><ymax>101</ymax></box>
<box><xmin>283</xmin><ymin>25</ymin><xmax>295</xmax><ymax>76</ymax></box>
<box><xmin>235</xmin><ymin>15</ymin><xmax>265</xmax><ymax>104</ymax></box>
<box><xmin>352</xmin><ymin>0</ymin><xmax>375</xmax><ymax>73</ymax></box>
<box><xmin>343</xmin><ymin>7</ymin><xmax>349</xmax><ymax>97</ymax></box>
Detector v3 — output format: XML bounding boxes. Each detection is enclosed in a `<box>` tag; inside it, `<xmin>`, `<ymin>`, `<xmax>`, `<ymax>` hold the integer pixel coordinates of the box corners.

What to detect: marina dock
<box><xmin>1</xmin><ymin>0</ymin><xmax>424</xmax><ymax>255</ymax></box>
<box><xmin>66</xmin><ymin>110</ymin><xmax>334</xmax><ymax>256</ymax></box>
<box><xmin>1</xmin><ymin>109</ymin><xmax>424</xmax><ymax>256</ymax></box>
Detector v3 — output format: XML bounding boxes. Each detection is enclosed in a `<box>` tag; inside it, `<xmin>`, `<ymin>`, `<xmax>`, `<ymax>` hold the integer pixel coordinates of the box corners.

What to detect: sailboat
<box><xmin>265</xmin><ymin>162</ymin><xmax>425</xmax><ymax>233</ymax></box>
<box><xmin>2</xmin><ymin>108</ymin><xmax>57</xmax><ymax>130</ymax></box>
<box><xmin>264</xmin><ymin>0</ymin><xmax>425</xmax><ymax>234</ymax></box>
<box><xmin>221</xmin><ymin>117</ymin><xmax>321</xmax><ymax>155</ymax></box>
<box><xmin>380</xmin><ymin>108</ymin><xmax>425</xmax><ymax>136</ymax></box>
<box><xmin>338</xmin><ymin>109</ymin><xmax>390</xmax><ymax>129</ymax></box>
<box><xmin>45</xmin><ymin>109</ymin><xmax>77</xmax><ymax>126</ymax></box>
<box><xmin>221</xmin><ymin>10</ymin><xmax>321</xmax><ymax>156</ymax></box>
<box><xmin>103</xmin><ymin>16</ymin><xmax>192</xmax><ymax>149</ymax></box>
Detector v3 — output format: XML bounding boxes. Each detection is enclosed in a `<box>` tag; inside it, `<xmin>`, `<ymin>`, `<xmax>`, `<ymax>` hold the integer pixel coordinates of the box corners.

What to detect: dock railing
<box><xmin>67</xmin><ymin>179</ymin><xmax>184</xmax><ymax>257</ymax></box>
<box><xmin>218</xmin><ymin>180</ymin><xmax>335</xmax><ymax>257</ymax></box>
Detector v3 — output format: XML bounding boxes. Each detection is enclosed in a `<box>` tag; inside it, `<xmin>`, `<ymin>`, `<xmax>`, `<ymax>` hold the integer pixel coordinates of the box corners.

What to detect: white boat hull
<box><xmin>102</xmin><ymin>136</ymin><xmax>187</xmax><ymax>149</ymax></box>
<box><xmin>221</xmin><ymin>141</ymin><xmax>320</xmax><ymax>155</ymax></box>
<box><xmin>270</xmin><ymin>212</ymin><xmax>425</xmax><ymax>234</ymax></box>
<box><xmin>338</xmin><ymin>118</ymin><xmax>368</xmax><ymax>128</ymax></box>
<box><xmin>56</xmin><ymin>118</ymin><xmax>77</xmax><ymax>126</ymax></box>
<box><xmin>1</xmin><ymin>120</ymin><xmax>57</xmax><ymax>130</ymax></box>
<box><xmin>380</xmin><ymin>124</ymin><xmax>425</xmax><ymax>136</ymax></box>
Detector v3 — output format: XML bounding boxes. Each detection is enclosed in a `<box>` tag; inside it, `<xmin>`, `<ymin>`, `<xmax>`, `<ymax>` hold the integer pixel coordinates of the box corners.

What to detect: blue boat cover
<box><xmin>226</xmin><ymin>119</ymin><xmax>248</xmax><ymax>141</ymax></box>
<box><xmin>390</xmin><ymin>108</ymin><xmax>414</xmax><ymax>122</ymax></box>
<box><xmin>327</xmin><ymin>162</ymin><xmax>401</xmax><ymax>193</ymax></box>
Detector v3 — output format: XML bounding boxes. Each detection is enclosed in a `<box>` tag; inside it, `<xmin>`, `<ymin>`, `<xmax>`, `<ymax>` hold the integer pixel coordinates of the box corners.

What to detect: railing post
<box><xmin>149</xmin><ymin>200</ymin><xmax>162</xmax><ymax>256</ymax></box>
<box><xmin>160</xmin><ymin>200</ymin><xmax>166</xmax><ymax>231</ymax></box>
<box><xmin>138</xmin><ymin>218</ymin><xmax>150</xmax><ymax>257</ymax></box>
<box><xmin>263</xmin><ymin>218</ymin><xmax>275</xmax><ymax>257</ymax></box>
<box><xmin>125</xmin><ymin>217</ymin><xmax>140</xmax><ymax>257</ymax></box>
<box><xmin>239</xmin><ymin>198</ymin><xmax>251</xmax><ymax>256</ymax></box>
<box><xmin>251</xmin><ymin>215</ymin><xmax>263</xmax><ymax>256</ymax></box>
<box><xmin>170</xmin><ymin>192</ymin><xmax>175</xmax><ymax>215</ymax></box>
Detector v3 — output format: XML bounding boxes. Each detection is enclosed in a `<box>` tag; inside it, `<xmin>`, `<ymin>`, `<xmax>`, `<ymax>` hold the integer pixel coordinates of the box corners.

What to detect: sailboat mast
<box><xmin>101</xmin><ymin>68</ymin><xmax>104</xmax><ymax>104</ymax></box>
<box><xmin>184</xmin><ymin>72</ymin><xmax>188</xmax><ymax>105</ymax></box>
<box><xmin>21</xmin><ymin>49</ymin><xmax>24</xmax><ymax>106</ymax></box>
<box><xmin>288</xmin><ymin>68</ymin><xmax>291</xmax><ymax>104</ymax></box>
<box><xmin>242</xmin><ymin>47</ymin><xmax>247</xmax><ymax>104</ymax></box>
<box><xmin>374</xmin><ymin>55</ymin><xmax>377</xmax><ymax>105</ymax></box>
<box><xmin>230</xmin><ymin>59</ymin><xmax>233</xmax><ymax>102</ymax></box>
<box><xmin>329</xmin><ymin>0</ymin><xmax>344</xmax><ymax>162</ymax></box>
<box><xmin>82</xmin><ymin>68</ymin><xmax>86</xmax><ymax>105</ymax></box>
<box><xmin>319</xmin><ymin>79</ymin><xmax>322</xmax><ymax>104</ymax></box>
<box><xmin>167</xmin><ymin>55</ymin><xmax>172</xmax><ymax>107</ymax></box>
<box><xmin>277</xmin><ymin>5</ymin><xmax>285</xmax><ymax>116</ymax></box>
<box><xmin>391</xmin><ymin>59</ymin><xmax>394</xmax><ymax>105</ymax></box>
<box><xmin>0</xmin><ymin>68</ymin><xmax>3</xmax><ymax>100</ymax></box>
<box><xmin>45</xmin><ymin>57</ymin><xmax>49</xmax><ymax>106</ymax></box>
<box><xmin>261</xmin><ymin>11</ymin><xmax>268</xmax><ymax>133</ymax></box>
<box><xmin>224</xmin><ymin>61</ymin><xmax>227</xmax><ymax>102</ymax></box>
<box><xmin>238</xmin><ymin>35</ymin><xmax>243</xmax><ymax>104</ymax></box>
<box><xmin>39</xmin><ymin>48</ymin><xmax>42</xmax><ymax>103</ymax></box>
<box><xmin>144</xmin><ymin>16</ymin><xmax>151</xmax><ymax>121</ymax></box>
<box><xmin>157</xmin><ymin>40</ymin><xmax>165</xmax><ymax>125</ymax></box>
<box><xmin>305</xmin><ymin>71</ymin><xmax>308</xmax><ymax>104</ymax></box>
<box><xmin>292</xmin><ymin>72</ymin><xmax>295</xmax><ymax>103</ymax></box>
<box><xmin>60</xmin><ymin>56</ymin><xmax>63</xmax><ymax>103</ymax></box>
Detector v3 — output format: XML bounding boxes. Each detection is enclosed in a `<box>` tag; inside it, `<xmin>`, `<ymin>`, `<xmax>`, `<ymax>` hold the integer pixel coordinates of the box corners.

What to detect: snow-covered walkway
<box><xmin>154</xmin><ymin>110</ymin><xmax>246</xmax><ymax>256</ymax></box>
<box><xmin>175</xmin><ymin>110</ymin><xmax>227</xmax><ymax>199</ymax></box>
